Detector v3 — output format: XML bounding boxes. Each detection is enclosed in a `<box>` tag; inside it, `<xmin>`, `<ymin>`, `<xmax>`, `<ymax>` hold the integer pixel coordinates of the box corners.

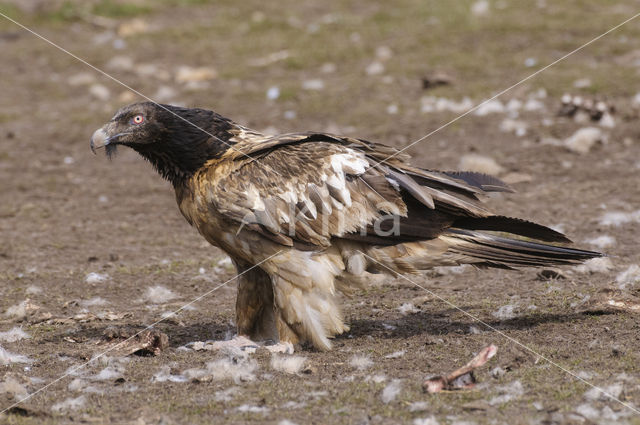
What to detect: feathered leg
<box><xmin>209</xmin><ymin>259</ymin><xmax>293</xmax><ymax>353</ymax></box>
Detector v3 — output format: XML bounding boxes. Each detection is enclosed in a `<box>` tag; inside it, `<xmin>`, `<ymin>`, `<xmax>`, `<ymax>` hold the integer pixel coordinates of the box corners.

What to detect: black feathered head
<box><xmin>91</xmin><ymin>102</ymin><xmax>235</xmax><ymax>185</ymax></box>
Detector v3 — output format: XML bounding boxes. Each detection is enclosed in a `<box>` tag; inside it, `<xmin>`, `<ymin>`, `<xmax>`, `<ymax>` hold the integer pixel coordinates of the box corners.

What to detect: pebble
<box><xmin>471</xmin><ymin>0</ymin><xmax>490</xmax><ymax>16</ymax></box>
<box><xmin>266</xmin><ymin>86</ymin><xmax>280</xmax><ymax>100</ymax></box>
<box><xmin>106</xmin><ymin>55</ymin><xmax>134</xmax><ymax>71</ymax></box>
<box><xmin>302</xmin><ymin>79</ymin><xmax>324</xmax><ymax>91</ymax></box>
<box><xmin>68</xmin><ymin>72</ymin><xmax>95</xmax><ymax>86</ymax></box>
<box><xmin>366</xmin><ymin>61</ymin><xmax>385</xmax><ymax>75</ymax></box>
<box><xmin>458</xmin><ymin>153</ymin><xmax>505</xmax><ymax>175</ymax></box>
<box><xmin>563</xmin><ymin>127</ymin><xmax>603</xmax><ymax>154</ymax></box>
<box><xmin>117</xmin><ymin>19</ymin><xmax>149</xmax><ymax>37</ymax></box>
<box><xmin>175</xmin><ymin>66</ymin><xmax>217</xmax><ymax>83</ymax></box>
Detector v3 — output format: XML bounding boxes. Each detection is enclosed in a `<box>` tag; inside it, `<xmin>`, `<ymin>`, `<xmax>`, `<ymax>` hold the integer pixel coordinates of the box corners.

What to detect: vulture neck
<box><xmin>133</xmin><ymin>112</ymin><xmax>235</xmax><ymax>187</ymax></box>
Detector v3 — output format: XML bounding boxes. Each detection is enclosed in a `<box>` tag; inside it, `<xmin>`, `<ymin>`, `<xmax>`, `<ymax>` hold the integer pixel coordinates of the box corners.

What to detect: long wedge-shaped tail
<box><xmin>442</xmin><ymin>229</ymin><xmax>602</xmax><ymax>268</ymax></box>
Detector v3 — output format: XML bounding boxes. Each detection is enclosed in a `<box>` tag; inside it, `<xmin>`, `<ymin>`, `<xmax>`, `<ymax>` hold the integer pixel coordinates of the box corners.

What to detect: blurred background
<box><xmin>1</xmin><ymin>1</ymin><xmax>640</xmax><ymax>423</ymax></box>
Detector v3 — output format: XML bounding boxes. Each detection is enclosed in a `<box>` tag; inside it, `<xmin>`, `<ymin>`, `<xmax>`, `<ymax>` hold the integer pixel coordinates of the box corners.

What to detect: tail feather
<box><xmin>443</xmin><ymin>229</ymin><xmax>602</xmax><ymax>267</ymax></box>
<box><xmin>453</xmin><ymin>216</ymin><xmax>571</xmax><ymax>243</ymax></box>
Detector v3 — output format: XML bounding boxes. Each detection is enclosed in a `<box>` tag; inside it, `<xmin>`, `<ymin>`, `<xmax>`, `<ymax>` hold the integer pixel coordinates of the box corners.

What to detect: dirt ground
<box><xmin>1</xmin><ymin>0</ymin><xmax>640</xmax><ymax>424</ymax></box>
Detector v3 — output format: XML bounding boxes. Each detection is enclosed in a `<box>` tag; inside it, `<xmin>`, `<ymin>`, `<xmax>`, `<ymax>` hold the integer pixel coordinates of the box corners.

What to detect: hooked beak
<box><xmin>90</xmin><ymin>127</ymin><xmax>108</xmax><ymax>154</ymax></box>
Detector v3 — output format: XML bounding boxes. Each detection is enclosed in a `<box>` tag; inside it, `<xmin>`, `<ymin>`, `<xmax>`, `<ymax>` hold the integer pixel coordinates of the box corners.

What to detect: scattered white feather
<box><xmin>0</xmin><ymin>346</ymin><xmax>32</xmax><ymax>365</ymax></box>
<box><xmin>499</xmin><ymin>118</ymin><xmax>527</xmax><ymax>136</ymax></box>
<box><xmin>214</xmin><ymin>387</ymin><xmax>241</xmax><ymax>402</ymax></box>
<box><xmin>458</xmin><ymin>154</ymin><xmax>504</xmax><ymax>175</ymax></box>
<box><xmin>271</xmin><ymin>355</ymin><xmax>307</xmax><ymax>374</ymax></box>
<box><xmin>616</xmin><ymin>265</ymin><xmax>640</xmax><ymax>289</ymax></box>
<box><xmin>384</xmin><ymin>350</ymin><xmax>406</xmax><ymax>359</ymax></box>
<box><xmin>524</xmin><ymin>98</ymin><xmax>545</xmax><ymax>111</ymax></box>
<box><xmin>144</xmin><ymin>285</ymin><xmax>177</xmax><ymax>303</ymax></box>
<box><xmin>408</xmin><ymin>401</ymin><xmax>430</xmax><ymax>412</ymax></box>
<box><xmin>151</xmin><ymin>366</ymin><xmax>188</xmax><ymax>383</ymax></box>
<box><xmin>598</xmin><ymin>210</ymin><xmax>640</xmax><ymax>226</ymax></box>
<box><xmin>474</xmin><ymin>99</ymin><xmax>504</xmax><ymax>116</ymax></box>
<box><xmin>0</xmin><ymin>376</ymin><xmax>28</xmax><ymax>399</ymax></box>
<box><xmin>281</xmin><ymin>401</ymin><xmax>307</xmax><ymax>409</ymax></box>
<box><xmin>564</xmin><ymin>127</ymin><xmax>603</xmax><ymax>154</ymax></box>
<box><xmin>79</xmin><ymin>297</ymin><xmax>108</xmax><ymax>308</ymax></box>
<box><xmin>489</xmin><ymin>380</ymin><xmax>524</xmax><ymax>405</ymax></box>
<box><xmin>68</xmin><ymin>378</ymin><xmax>86</xmax><ymax>392</ymax></box>
<box><xmin>433</xmin><ymin>264</ymin><xmax>470</xmax><ymax>275</ymax></box>
<box><xmin>0</xmin><ymin>327</ymin><xmax>30</xmax><ymax>342</ymax></box>
<box><xmin>421</xmin><ymin>96</ymin><xmax>473</xmax><ymax>114</ymax></box>
<box><xmin>573</xmin><ymin>257</ymin><xmax>613</xmax><ymax>274</ymax></box>
<box><xmin>585</xmin><ymin>235</ymin><xmax>616</xmax><ymax>249</ymax></box>
<box><xmin>584</xmin><ymin>383</ymin><xmax>623</xmax><ymax>401</ymax></box>
<box><xmin>575</xmin><ymin>403</ymin><xmax>600</xmax><ymax>420</ymax></box>
<box><xmin>492</xmin><ymin>304</ymin><xmax>517</xmax><ymax>320</ymax></box>
<box><xmin>25</xmin><ymin>285</ymin><xmax>42</xmax><ymax>295</ymax></box>
<box><xmin>85</xmin><ymin>272</ymin><xmax>109</xmax><ymax>284</ymax></box>
<box><xmin>366</xmin><ymin>374</ymin><xmax>387</xmax><ymax>383</ymax></box>
<box><xmin>183</xmin><ymin>351</ymin><xmax>258</xmax><ymax>384</ymax></box>
<box><xmin>413</xmin><ymin>417</ymin><xmax>440</xmax><ymax>425</ymax></box>
<box><xmin>93</xmin><ymin>366</ymin><xmax>122</xmax><ymax>381</ymax></box>
<box><xmin>51</xmin><ymin>395</ymin><xmax>86</xmax><ymax>412</ymax></box>
<box><xmin>381</xmin><ymin>379</ymin><xmax>402</xmax><ymax>403</ymax></box>
<box><xmin>349</xmin><ymin>354</ymin><xmax>373</xmax><ymax>370</ymax></box>
<box><xmin>398</xmin><ymin>302</ymin><xmax>419</xmax><ymax>315</ymax></box>
<box><xmin>5</xmin><ymin>299</ymin><xmax>38</xmax><ymax>319</ymax></box>
<box><xmin>237</xmin><ymin>404</ymin><xmax>269</xmax><ymax>414</ymax></box>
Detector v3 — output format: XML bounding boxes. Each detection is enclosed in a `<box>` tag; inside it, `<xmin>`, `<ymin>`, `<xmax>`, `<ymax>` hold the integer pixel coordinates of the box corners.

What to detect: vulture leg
<box><xmin>234</xmin><ymin>260</ymin><xmax>280</xmax><ymax>344</ymax></box>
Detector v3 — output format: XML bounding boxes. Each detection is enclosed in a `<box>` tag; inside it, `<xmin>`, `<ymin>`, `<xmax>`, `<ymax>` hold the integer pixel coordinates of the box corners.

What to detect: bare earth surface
<box><xmin>1</xmin><ymin>1</ymin><xmax>640</xmax><ymax>424</ymax></box>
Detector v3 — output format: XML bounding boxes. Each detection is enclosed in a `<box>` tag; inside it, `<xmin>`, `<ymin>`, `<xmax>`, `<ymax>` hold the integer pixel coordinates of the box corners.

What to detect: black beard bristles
<box><xmin>105</xmin><ymin>144</ymin><xmax>118</xmax><ymax>159</ymax></box>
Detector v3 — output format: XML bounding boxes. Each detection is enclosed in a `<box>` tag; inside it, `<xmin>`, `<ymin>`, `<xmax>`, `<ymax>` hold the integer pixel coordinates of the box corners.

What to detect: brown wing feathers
<box><xmin>208</xmin><ymin>130</ymin><xmax>600</xmax><ymax>267</ymax></box>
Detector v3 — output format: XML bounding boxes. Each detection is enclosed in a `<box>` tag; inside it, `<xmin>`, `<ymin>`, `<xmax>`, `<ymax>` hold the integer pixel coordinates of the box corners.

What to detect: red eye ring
<box><xmin>132</xmin><ymin>114</ymin><xmax>144</xmax><ymax>125</ymax></box>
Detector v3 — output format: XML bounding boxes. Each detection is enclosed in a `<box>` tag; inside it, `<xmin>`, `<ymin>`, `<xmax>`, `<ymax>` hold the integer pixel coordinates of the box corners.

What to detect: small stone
<box><xmin>117</xmin><ymin>19</ymin><xmax>149</xmax><ymax>37</ymax></box>
<box><xmin>321</xmin><ymin>62</ymin><xmax>336</xmax><ymax>73</ymax></box>
<box><xmin>106</xmin><ymin>55</ymin><xmax>134</xmax><ymax>71</ymax></box>
<box><xmin>175</xmin><ymin>66</ymin><xmax>217</xmax><ymax>83</ymax></box>
<box><xmin>501</xmin><ymin>172</ymin><xmax>532</xmax><ymax>185</ymax></box>
<box><xmin>266</xmin><ymin>86</ymin><xmax>280</xmax><ymax>100</ymax></box>
<box><xmin>458</xmin><ymin>154</ymin><xmax>504</xmax><ymax>175</ymax></box>
<box><xmin>564</xmin><ymin>127</ymin><xmax>603</xmax><ymax>154</ymax></box>
<box><xmin>366</xmin><ymin>61</ymin><xmax>385</xmax><ymax>75</ymax></box>
<box><xmin>302</xmin><ymin>79</ymin><xmax>324</xmax><ymax>91</ymax></box>
<box><xmin>154</xmin><ymin>86</ymin><xmax>177</xmax><ymax>103</ymax></box>
<box><xmin>89</xmin><ymin>84</ymin><xmax>110</xmax><ymax>101</ymax></box>
<box><xmin>68</xmin><ymin>72</ymin><xmax>95</xmax><ymax>86</ymax></box>
<box><xmin>118</xmin><ymin>91</ymin><xmax>137</xmax><ymax>103</ymax></box>
<box><xmin>471</xmin><ymin>0</ymin><xmax>490</xmax><ymax>16</ymax></box>
<box><xmin>375</xmin><ymin>46</ymin><xmax>393</xmax><ymax>61</ymax></box>
<box><xmin>573</xmin><ymin>78</ymin><xmax>591</xmax><ymax>88</ymax></box>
